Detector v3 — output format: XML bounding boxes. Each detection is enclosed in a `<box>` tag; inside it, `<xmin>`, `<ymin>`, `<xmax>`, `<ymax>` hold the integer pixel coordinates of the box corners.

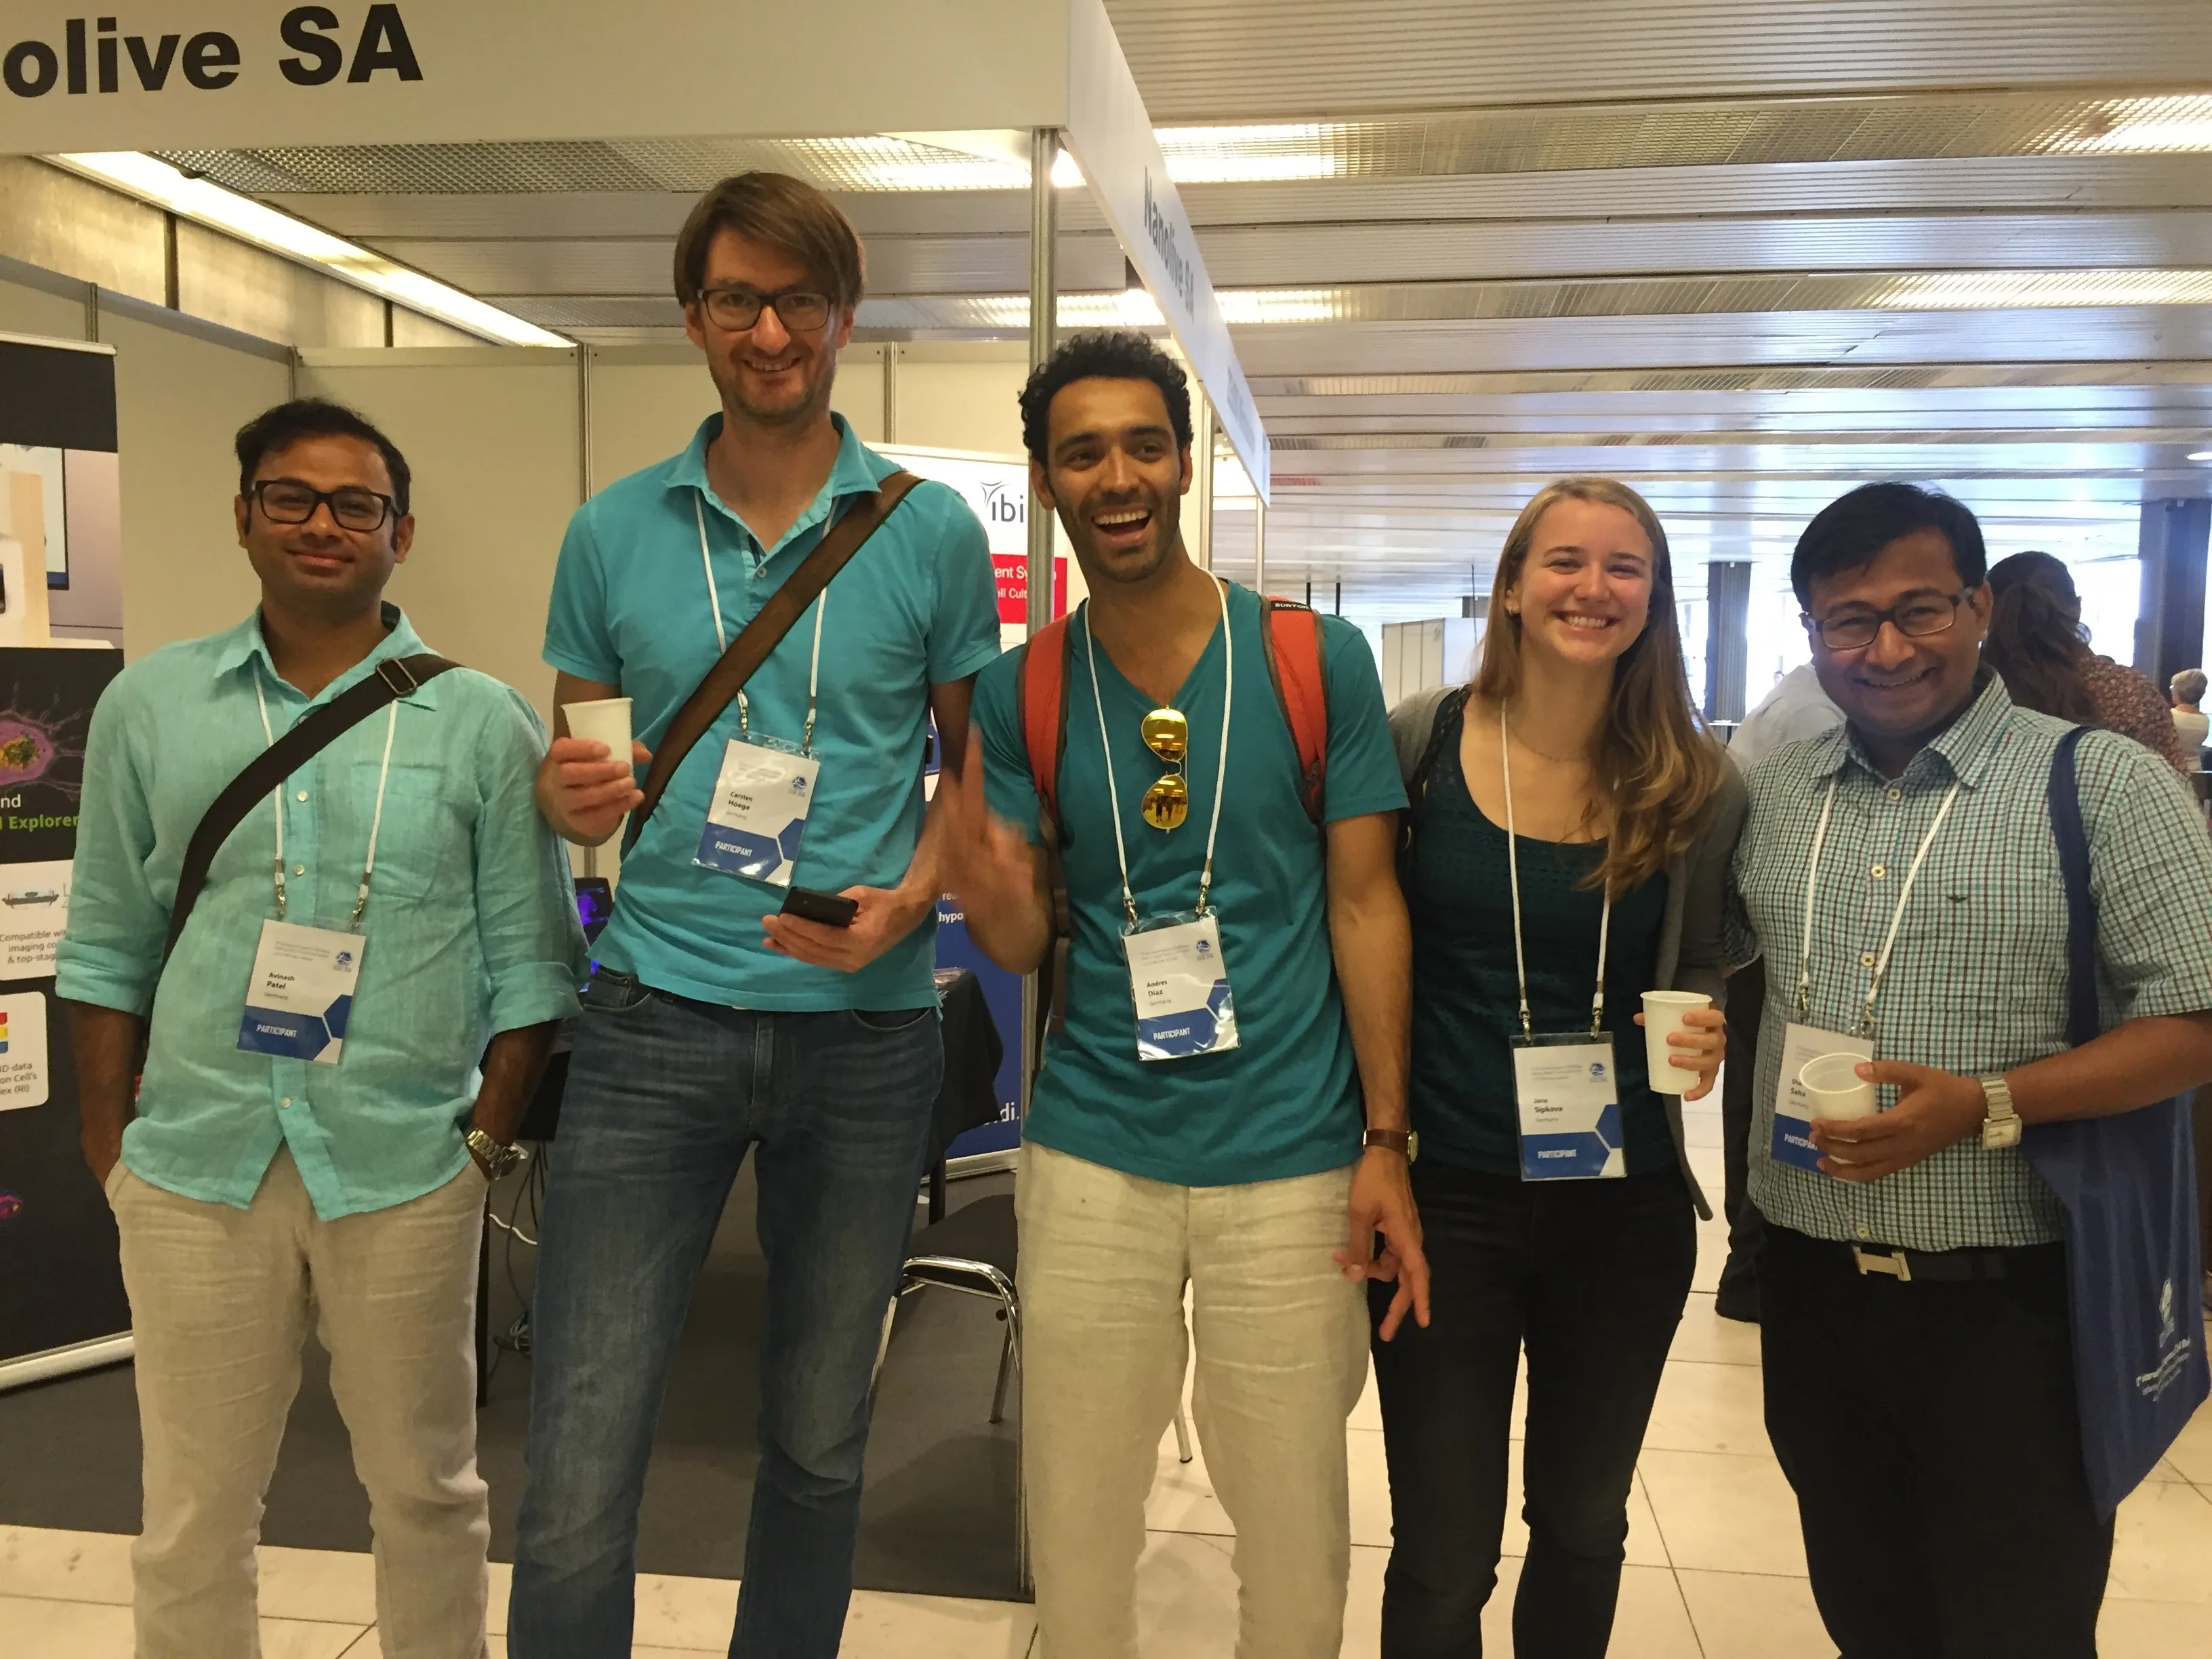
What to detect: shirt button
<box><xmin>1886</xmin><ymin>788</ymin><xmax>1902</xmax><ymax>802</ymax></box>
<box><xmin>280</xmin><ymin>1097</ymin><xmax>291</xmax><ymax>1109</ymax></box>
<box><xmin>1860</xmin><ymin>951</ymin><xmax>1876</xmax><ymax>967</ymax></box>
<box><xmin>293</xmin><ymin>864</ymin><xmax>306</xmax><ymax>876</ymax></box>
<box><xmin>1856</xmin><ymin>1222</ymin><xmax>1872</xmax><ymax>1240</ymax></box>
<box><xmin>295</xmin><ymin>791</ymin><xmax>308</xmax><ymax>802</ymax></box>
<box><xmin>1870</xmin><ymin>863</ymin><xmax>1887</xmax><ymax>879</ymax></box>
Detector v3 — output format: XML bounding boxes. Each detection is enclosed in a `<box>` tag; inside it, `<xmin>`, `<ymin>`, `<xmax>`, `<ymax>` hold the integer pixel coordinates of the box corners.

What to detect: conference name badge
<box><xmin>1123</xmin><ymin>912</ymin><xmax>1239</xmax><ymax>1062</ymax></box>
<box><xmin>1769</xmin><ymin>1023</ymin><xmax>1873</xmax><ymax>1173</ymax></box>
<box><xmin>1511</xmin><ymin>1033</ymin><xmax>1624</xmax><ymax>1179</ymax></box>
<box><xmin>695</xmin><ymin>737</ymin><xmax>820</xmax><ymax>888</ymax></box>
<box><xmin>237</xmin><ymin>920</ymin><xmax>363</xmax><ymax>1065</ymax></box>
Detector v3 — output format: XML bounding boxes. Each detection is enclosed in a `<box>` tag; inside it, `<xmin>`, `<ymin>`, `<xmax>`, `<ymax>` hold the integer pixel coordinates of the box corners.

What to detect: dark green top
<box><xmin>1406</xmin><ymin>712</ymin><xmax>1674</xmax><ymax>1177</ymax></box>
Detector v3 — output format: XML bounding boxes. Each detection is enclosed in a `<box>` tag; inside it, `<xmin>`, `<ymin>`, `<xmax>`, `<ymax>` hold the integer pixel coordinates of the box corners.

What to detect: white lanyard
<box><xmin>1082</xmin><ymin>578</ymin><xmax>1234</xmax><ymax>927</ymax></box>
<box><xmin>696</xmin><ymin>493</ymin><xmax>827</xmax><ymax>754</ymax></box>
<box><xmin>1499</xmin><ymin>706</ymin><xmax>1610</xmax><ymax>1038</ymax></box>
<box><xmin>253</xmin><ymin>665</ymin><xmax>398</xmax><ymax>929</ymax></box>
<box><xmin>1795</xmin><ymin>773</ymin><xmax>1963</xmax><ymax>1036</ymax></box>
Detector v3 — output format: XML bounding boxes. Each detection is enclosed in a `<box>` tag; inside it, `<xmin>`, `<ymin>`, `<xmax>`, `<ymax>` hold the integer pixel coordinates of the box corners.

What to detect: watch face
<box><xmin>1983</xmin><ymin>1118</ymin><xmax>2023</xmax><ymax>1149</ymax></box>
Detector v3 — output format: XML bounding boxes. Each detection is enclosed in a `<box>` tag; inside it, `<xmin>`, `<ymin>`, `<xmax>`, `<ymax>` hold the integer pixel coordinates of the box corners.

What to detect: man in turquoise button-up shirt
<box><xmin>59</xmin><ymin>397</ymin><xmax>587</xmax><ymax>1659</ymax></box>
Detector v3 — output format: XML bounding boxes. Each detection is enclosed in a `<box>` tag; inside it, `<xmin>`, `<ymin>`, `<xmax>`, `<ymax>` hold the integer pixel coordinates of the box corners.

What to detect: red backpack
<box><xmin>1013</xmin><ymin>595</ymin><xmax>1331</xmax><ymax>837</ymax></box>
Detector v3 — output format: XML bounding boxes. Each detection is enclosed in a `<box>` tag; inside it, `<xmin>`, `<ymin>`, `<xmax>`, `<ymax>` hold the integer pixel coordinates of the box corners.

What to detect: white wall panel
<box><xmin>0</xmin><ymin>279</ymin><xmax>89</xmax><ymax>342</ymax></box>
<box><xmin>298</xmin><ymin>352</ymin><xmax>579</xmax><ymax>720</ymax></box>
<box><xmin>102</xmin><ymin>313</ymin><xmax>288</xmax><ymax>661</ymax></box>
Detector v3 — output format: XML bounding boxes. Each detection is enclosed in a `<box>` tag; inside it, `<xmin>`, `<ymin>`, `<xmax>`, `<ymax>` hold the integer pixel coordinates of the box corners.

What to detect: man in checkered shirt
<box><xmin>1725</xmin><ymin>482</ymin><xmax>2212</xmax><ymax>1659</ymax></box>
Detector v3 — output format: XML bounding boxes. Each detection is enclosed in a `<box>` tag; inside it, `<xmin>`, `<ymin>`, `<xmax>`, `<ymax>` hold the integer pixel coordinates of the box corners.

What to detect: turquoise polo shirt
<box><xmin>972</xmin><ymin>583</ymin><xmax>1408</xmax><ymax>1187</ymax></box>
<box><xmin>545</xmin><ymin>413</ymin><xmax>1000</xmax><ymax>1010</ymax></box>
<box><xmin>58</xmin><ymin>606</ymin><xmax>588</xmax><ymax>1220</ymax></box>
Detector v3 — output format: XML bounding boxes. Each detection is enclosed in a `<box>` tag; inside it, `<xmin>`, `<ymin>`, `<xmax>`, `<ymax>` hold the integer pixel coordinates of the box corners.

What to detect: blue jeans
<box><xmin>507</xmin><ymin>970</ymin><xmax>942</xmax><ymax>1659</ymax></box>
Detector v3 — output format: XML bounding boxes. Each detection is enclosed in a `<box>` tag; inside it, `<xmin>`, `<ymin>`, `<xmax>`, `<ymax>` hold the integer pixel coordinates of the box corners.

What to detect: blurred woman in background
<box><xmin>2169</xmin><ymin>668</ymin><xmax>2207</xmax><ymax>773</ymax></box>
<box><xmin>1982</xmin><ymin>550</ymin><xmax>2189</xmax><ymax>771</ymax></box>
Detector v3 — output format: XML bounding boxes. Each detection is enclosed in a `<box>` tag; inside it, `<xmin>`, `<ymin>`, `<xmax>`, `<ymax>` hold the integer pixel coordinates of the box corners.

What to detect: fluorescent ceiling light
<box><xmin>2043</xmin><ymin>94</ymin><xmax>2212</xmax><ymax>154</ymax></box>
<box><xmin>53</xmin><ymin>152</ymin><xmax>566</xmax><ymax>346</ymax></box>
<box><xmin>970</xmin><ymin>288</ymin><xmax>1338</xmax><ymax>329</ymax></box>
<box><xmin>1155</xmin><ymin>123</ymin><xmax>1349</xmax><ymax>184</ymax></box>
<box><xmin>1870</xmin><ymin>270</ymin><xmax>2212</xmax><ymax>308</ymax></box>
<box><xmin>2190</xmin><ymin>450</ymin><xmax>2212</xmax><ymax>462</ymax></box>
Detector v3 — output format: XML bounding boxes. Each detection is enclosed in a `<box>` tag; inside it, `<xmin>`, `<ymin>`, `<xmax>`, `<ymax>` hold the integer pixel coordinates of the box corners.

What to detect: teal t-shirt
<box><xmin>972</xmin><ymin>583</ymin><xmax>1408</xmax><ymax>1187</ymax></box>
<box><xmin>1404</xmin><ymin>708</ymin><xmax>1675</xmax><ymax>1176</ymax></box>
<box><xmin>544</xmin><ymin>413</ymin><xmax>1000</xmax><ymax>1010</ymax></box>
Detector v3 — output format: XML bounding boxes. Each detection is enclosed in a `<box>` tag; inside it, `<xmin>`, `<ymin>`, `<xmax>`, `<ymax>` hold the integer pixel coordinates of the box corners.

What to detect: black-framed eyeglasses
<box><xmin>695</xmin><ymin>286</ymin><xmax>834</xmax><ymax>333</ymax></box>
<box><xmin>1802</xmin><ymin>590</ymin><xmax>1974</xmax><ymax>652</ymax></box>
<box><xmin>250</xmin><ymin>478</ymin><xmax>399</xmax><ymax>533</ymax></box>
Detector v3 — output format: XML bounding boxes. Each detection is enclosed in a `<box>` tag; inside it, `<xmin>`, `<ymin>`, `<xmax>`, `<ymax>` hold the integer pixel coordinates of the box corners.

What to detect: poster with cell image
<box><xmin>0</xmin><ymin>332</ymin><xmax>128</xmax><ymax>1389</ymax></box>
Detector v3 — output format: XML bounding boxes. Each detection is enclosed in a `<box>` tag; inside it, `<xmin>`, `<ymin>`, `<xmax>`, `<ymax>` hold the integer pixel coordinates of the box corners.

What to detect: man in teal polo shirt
<box><xmin>508</xmin><ymin>172</ymin><xmax>998</xmax><ymax>1659</ymax></box>
<box><xmin>61</xmin><ymin>397</ymin><xmax>586</xmax><ymax>1658</ymax></box>
<box><xmin>946</xmin><ymin>331</ymin><xmax>1428</xmax><ymax>1659</ymax></box>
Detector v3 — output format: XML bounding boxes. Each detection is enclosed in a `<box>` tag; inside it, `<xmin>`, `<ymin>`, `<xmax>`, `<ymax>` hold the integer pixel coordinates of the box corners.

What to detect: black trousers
<box><xmin>1717</xmin><ymin>955</ymin><xmax>1767</xmax><ymax>1316</ymax></box>
<box><xmin>1759</xmin><ymin>1223</ymin><xmax>2114</xmax><ymax>1659</ymax></box>
<box><xmin>1368</xmin><ymin>1161</ymin><xmax>1696</xmax><ymax>1658</ymax></box>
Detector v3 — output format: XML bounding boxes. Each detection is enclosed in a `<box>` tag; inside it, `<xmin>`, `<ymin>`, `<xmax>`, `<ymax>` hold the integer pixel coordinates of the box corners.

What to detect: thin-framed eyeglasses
<box><xmin>1139</xmin><ymin>706</ymin><xmax>1189</xmax><ymax>832</ymax></box>
<box><xmin>1802</xmin><ymin>590</ymin><xmax>1974</xmax><ymax>652</ymax></box>
<box><xmin>695</xmin><ymin>286</ymin><xmax>834</xmax><ymax>333</ymax></box>
<box><xmin>250</xmin><ymin>478</ymin><xmax>398</xmax><ymax>533</ymax></box>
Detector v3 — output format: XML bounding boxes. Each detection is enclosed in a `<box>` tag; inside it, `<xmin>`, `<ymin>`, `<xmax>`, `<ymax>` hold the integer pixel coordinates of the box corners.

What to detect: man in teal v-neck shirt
<box><xmin>508</xmin><ymin>173</ymin><xmax>998</xmax><ymax>1659</ymax></box>
<box><xmin>947</xmin><ymin>332</ymin><xmax>1427</xmax><ymax>1659</ymax></box>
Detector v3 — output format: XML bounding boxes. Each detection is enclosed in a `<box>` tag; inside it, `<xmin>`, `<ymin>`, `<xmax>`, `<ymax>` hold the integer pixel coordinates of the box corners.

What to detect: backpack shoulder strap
<box><xmin>2047</xmin><ymin>724</ymin><xmax>2100</xmax><ymax>1048</ymax></box>
<box><xmin>1017</xmin><ymin>615</ymin><xmax>1073</xmax><ymax>838</ymax></box>
<box><xmin>162</xmin><ymin>653</ymin><xmax>459</xmax><ymax>975</ymax></box>
<box><xmin>1260</xmin><ymin>598</ymin><xmax>1330</xmax><ymax>824</ymax></box>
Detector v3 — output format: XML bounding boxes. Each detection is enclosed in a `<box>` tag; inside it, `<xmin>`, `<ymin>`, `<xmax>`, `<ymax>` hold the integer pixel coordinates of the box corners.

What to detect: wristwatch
<box><xmin>466</xmin><ymin>1126</ymin><xmax>528</xmax><ymax>1181</ymax></box>
<box><xmin>1977</xmin><ymin>1075</ymin><xmax>2022</xmax><ymax>1150</ymax></box>
<box><xmin>1364</xmin><ymin>1128</ymin><xmax>1418</xmax><ymax>1163</ymax></box>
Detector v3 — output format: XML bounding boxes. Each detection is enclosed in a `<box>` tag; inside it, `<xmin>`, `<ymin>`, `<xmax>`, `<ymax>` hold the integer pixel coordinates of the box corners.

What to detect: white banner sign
<box><xmin>0</xmin><ymin>1</ymin><xmax>1066</xmax><ymax>150</ymax></box>
<box><xmin>1062</xmin><ymin>0</ymin><xmax>1269</xmax><ymax>502</ymax></box>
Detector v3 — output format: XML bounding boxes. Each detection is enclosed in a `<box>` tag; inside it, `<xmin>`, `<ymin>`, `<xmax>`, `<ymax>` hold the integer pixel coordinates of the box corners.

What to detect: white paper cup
<box><xmin>1641</xmin><ymin>989</ymin><xmax>1713</xmax><ymax>1094</ymax></box>
<box><xmin>1799</xmin><ymin>1051</ymin><xmax>1878</xmax><ymax>1120</ymax></box>
<box><xmin>562</xmin><ymin>697</ymin><xmax>634</xmax><ymax>766</ymax></box>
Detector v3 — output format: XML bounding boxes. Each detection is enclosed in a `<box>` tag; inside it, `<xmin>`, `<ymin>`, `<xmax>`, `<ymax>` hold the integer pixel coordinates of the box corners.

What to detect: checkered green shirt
<box><xmin>1725</xmin><ymin>672</ymin><xmax>2212</xmax><ymax>1251</ymax></box>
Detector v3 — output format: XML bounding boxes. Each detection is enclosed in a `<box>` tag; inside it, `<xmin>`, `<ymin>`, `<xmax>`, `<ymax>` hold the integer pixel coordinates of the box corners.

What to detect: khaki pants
<box><xmin>109</xmin><ymin>1147</ymin><xmax>490</xmax><ymax>1659</ymax></box>
<box><xmin>1017</xmin><ymin>1142</ymin><xmax>1368</xmax><ymax>1659</ymax></box>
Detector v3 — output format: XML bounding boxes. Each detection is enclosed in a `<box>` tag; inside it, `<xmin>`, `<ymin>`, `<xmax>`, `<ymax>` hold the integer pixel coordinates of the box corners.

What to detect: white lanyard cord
<box><xmin>1082</xmin><ymin>577</ymin><xmax>1234</xmax><ymax>926</ymax></box>
<box><xmin>695</xmin><ymin>492</ymin><xmax>828</xmax><ymax>754</ymax></box>
<box><xmin>253</xmin><ymin>668</ymin><xmax>398</xmax><ymax>929</ymax></box>
<box><xmin>1795</xmin><ymin>775</ymin><xmax>1963</xmax><ymax>1036</ymax></box>
<box><xmin>1499</xmin><ymin>705</ymin><xmax>1610</xmax><ymax>1039</ymax></box>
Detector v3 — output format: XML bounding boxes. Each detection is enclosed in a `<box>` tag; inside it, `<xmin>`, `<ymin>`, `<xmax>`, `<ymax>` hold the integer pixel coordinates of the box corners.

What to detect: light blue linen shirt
<box><xmin>57</xmin><ymin>606</ymin><xmax>588</xmax><ymax>1220</ymax></box>
<box><xmin>543</xmin><ymin>412</ymin><xmax>1000</xmax><ymax>1010</ymax></box>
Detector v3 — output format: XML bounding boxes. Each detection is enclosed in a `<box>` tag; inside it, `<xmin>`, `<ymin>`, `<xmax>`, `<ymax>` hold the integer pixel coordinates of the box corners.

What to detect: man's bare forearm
<box><xmin>472</xmin><ymin>1021</ymin><xmax>560</xmax><ymax>1145</ymax></box>
<box><xmin>65</xmin><ymin>1000</ymin><xmax>142</xmax><ymax>1177</ymax></box>
<box><xmin>1326</xmin><ymin>817</ymin><xmax>1412</xmax><ymax>1134</ymax></box>
<box><xmin>2008</xmin><ymin>1010</ymin><xmax>2212</xmax><ymax>1124</ymax></box>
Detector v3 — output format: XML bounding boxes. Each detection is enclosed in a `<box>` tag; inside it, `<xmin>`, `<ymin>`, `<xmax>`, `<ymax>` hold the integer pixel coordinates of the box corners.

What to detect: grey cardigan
<box><xmin>1389</xmin><ymin>685</ymin><xmax>1750</xmax><ymax>1217</ymax></box>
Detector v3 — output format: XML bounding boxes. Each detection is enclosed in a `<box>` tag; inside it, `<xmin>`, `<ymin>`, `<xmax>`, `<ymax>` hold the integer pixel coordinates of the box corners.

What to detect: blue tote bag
<box><xmin>2030</xmin><ymin>726</ymin><xmax>2209</xmax><ymax>1517</ymax></box>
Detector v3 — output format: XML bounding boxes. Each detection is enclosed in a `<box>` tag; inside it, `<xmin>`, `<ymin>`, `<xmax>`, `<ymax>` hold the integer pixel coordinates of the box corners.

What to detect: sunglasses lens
<box><xmin>1141</xmin><ymin>708</ymin><xmax>1188</xmax><ymax>763</ymax></box>
<box><xmin>1141</xmin><ymin>773</ymin><xmax>1189</xmax><ymax>832</ymax></box>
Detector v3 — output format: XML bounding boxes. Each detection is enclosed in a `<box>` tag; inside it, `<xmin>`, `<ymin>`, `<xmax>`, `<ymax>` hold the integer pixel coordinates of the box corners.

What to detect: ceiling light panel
<box><xmin>2041</xmin><ymin>94</ymin><xmax>2212</xmax><ymax>153</ymax></box>
<box><xmin>52</xmin><ymin>152</ymin><xmax>566</xmax><ymax>346</ymax></box>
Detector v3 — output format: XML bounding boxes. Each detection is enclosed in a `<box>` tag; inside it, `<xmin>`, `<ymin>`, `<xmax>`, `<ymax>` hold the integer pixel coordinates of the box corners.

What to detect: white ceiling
<box><xmin>144</xmin><ymin>0</ymin><xmax>2212</xmax><ymax>623</ymax></box>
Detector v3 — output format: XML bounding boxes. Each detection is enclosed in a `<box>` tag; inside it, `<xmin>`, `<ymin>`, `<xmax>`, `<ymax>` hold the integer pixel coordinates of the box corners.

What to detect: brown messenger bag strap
<box><xmin>622</xmin><ymin>470</ymin><xmax>922</xmax><ymax>853</ymax></box>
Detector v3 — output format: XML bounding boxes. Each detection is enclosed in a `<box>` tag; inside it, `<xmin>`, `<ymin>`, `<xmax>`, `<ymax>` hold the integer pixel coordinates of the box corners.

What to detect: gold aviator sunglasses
<box><xmin>1140</xmin><ymin>707</ymin><xmax>1189</xmax><ymax>831</ymax></box>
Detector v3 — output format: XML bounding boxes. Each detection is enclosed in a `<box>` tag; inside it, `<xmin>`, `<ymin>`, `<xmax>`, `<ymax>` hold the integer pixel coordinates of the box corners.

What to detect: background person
<box><xmin>1728</xmin><ymin>482</ymin><xmax>2212</xmax><ymax>1658</ymax></box>
<box><xmin>1982</xmin><ymin>548</ymin><xmax>2189</xmax><ymax>771</ymax></box>
<box><xmin>1378</xmin><ymin>477</ymin><xmax>1743</xmax><ymax>1657</ymax></box>
<box><xmin>946</xmin><ymin>330</ymin><xmax>1425</xmax><ymax>1659</ymax></box>
<box><xmin>505</xmin><ymin>173</ymin><xmax>999</xmax><ymax>1659</ymax></box>
<box><xmin>60</xmin><ymin>398</ymin><xmax>584</xmax><ymax>1659</ymax></box>
<box><xmin>2168</xmin><ymin>668</ymin><xmax>2207</xmax><ymax>772</ymax></box>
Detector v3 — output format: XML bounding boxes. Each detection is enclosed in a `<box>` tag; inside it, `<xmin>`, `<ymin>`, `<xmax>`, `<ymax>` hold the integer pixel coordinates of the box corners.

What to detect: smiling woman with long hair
<box><xmin>1373</xmin><ymin>477</ymin><xmax>1746</xmax><ymax>1658</ymax></box>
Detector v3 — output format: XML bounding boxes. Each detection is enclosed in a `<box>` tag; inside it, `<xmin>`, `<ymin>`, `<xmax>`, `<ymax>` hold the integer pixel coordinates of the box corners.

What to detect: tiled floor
<box><xmin>6</xmin><ymin>1128</ymin><xmax>2211</xmax><ymax>1656</ymax></box>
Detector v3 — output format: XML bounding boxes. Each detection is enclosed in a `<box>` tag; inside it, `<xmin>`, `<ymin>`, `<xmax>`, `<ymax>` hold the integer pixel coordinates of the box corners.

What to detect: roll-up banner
<box><xmin>0</xmin><ymin>331</ymin><xmax>128</xmax><ymax>1390</ymax></box>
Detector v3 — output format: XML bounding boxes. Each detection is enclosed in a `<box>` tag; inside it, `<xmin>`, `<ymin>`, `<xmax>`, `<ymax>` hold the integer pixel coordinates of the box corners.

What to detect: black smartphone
<box><xmin>781</xmin><ymin>885</ymin><xmax>859</xmax><ymax>928</ymax></box>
